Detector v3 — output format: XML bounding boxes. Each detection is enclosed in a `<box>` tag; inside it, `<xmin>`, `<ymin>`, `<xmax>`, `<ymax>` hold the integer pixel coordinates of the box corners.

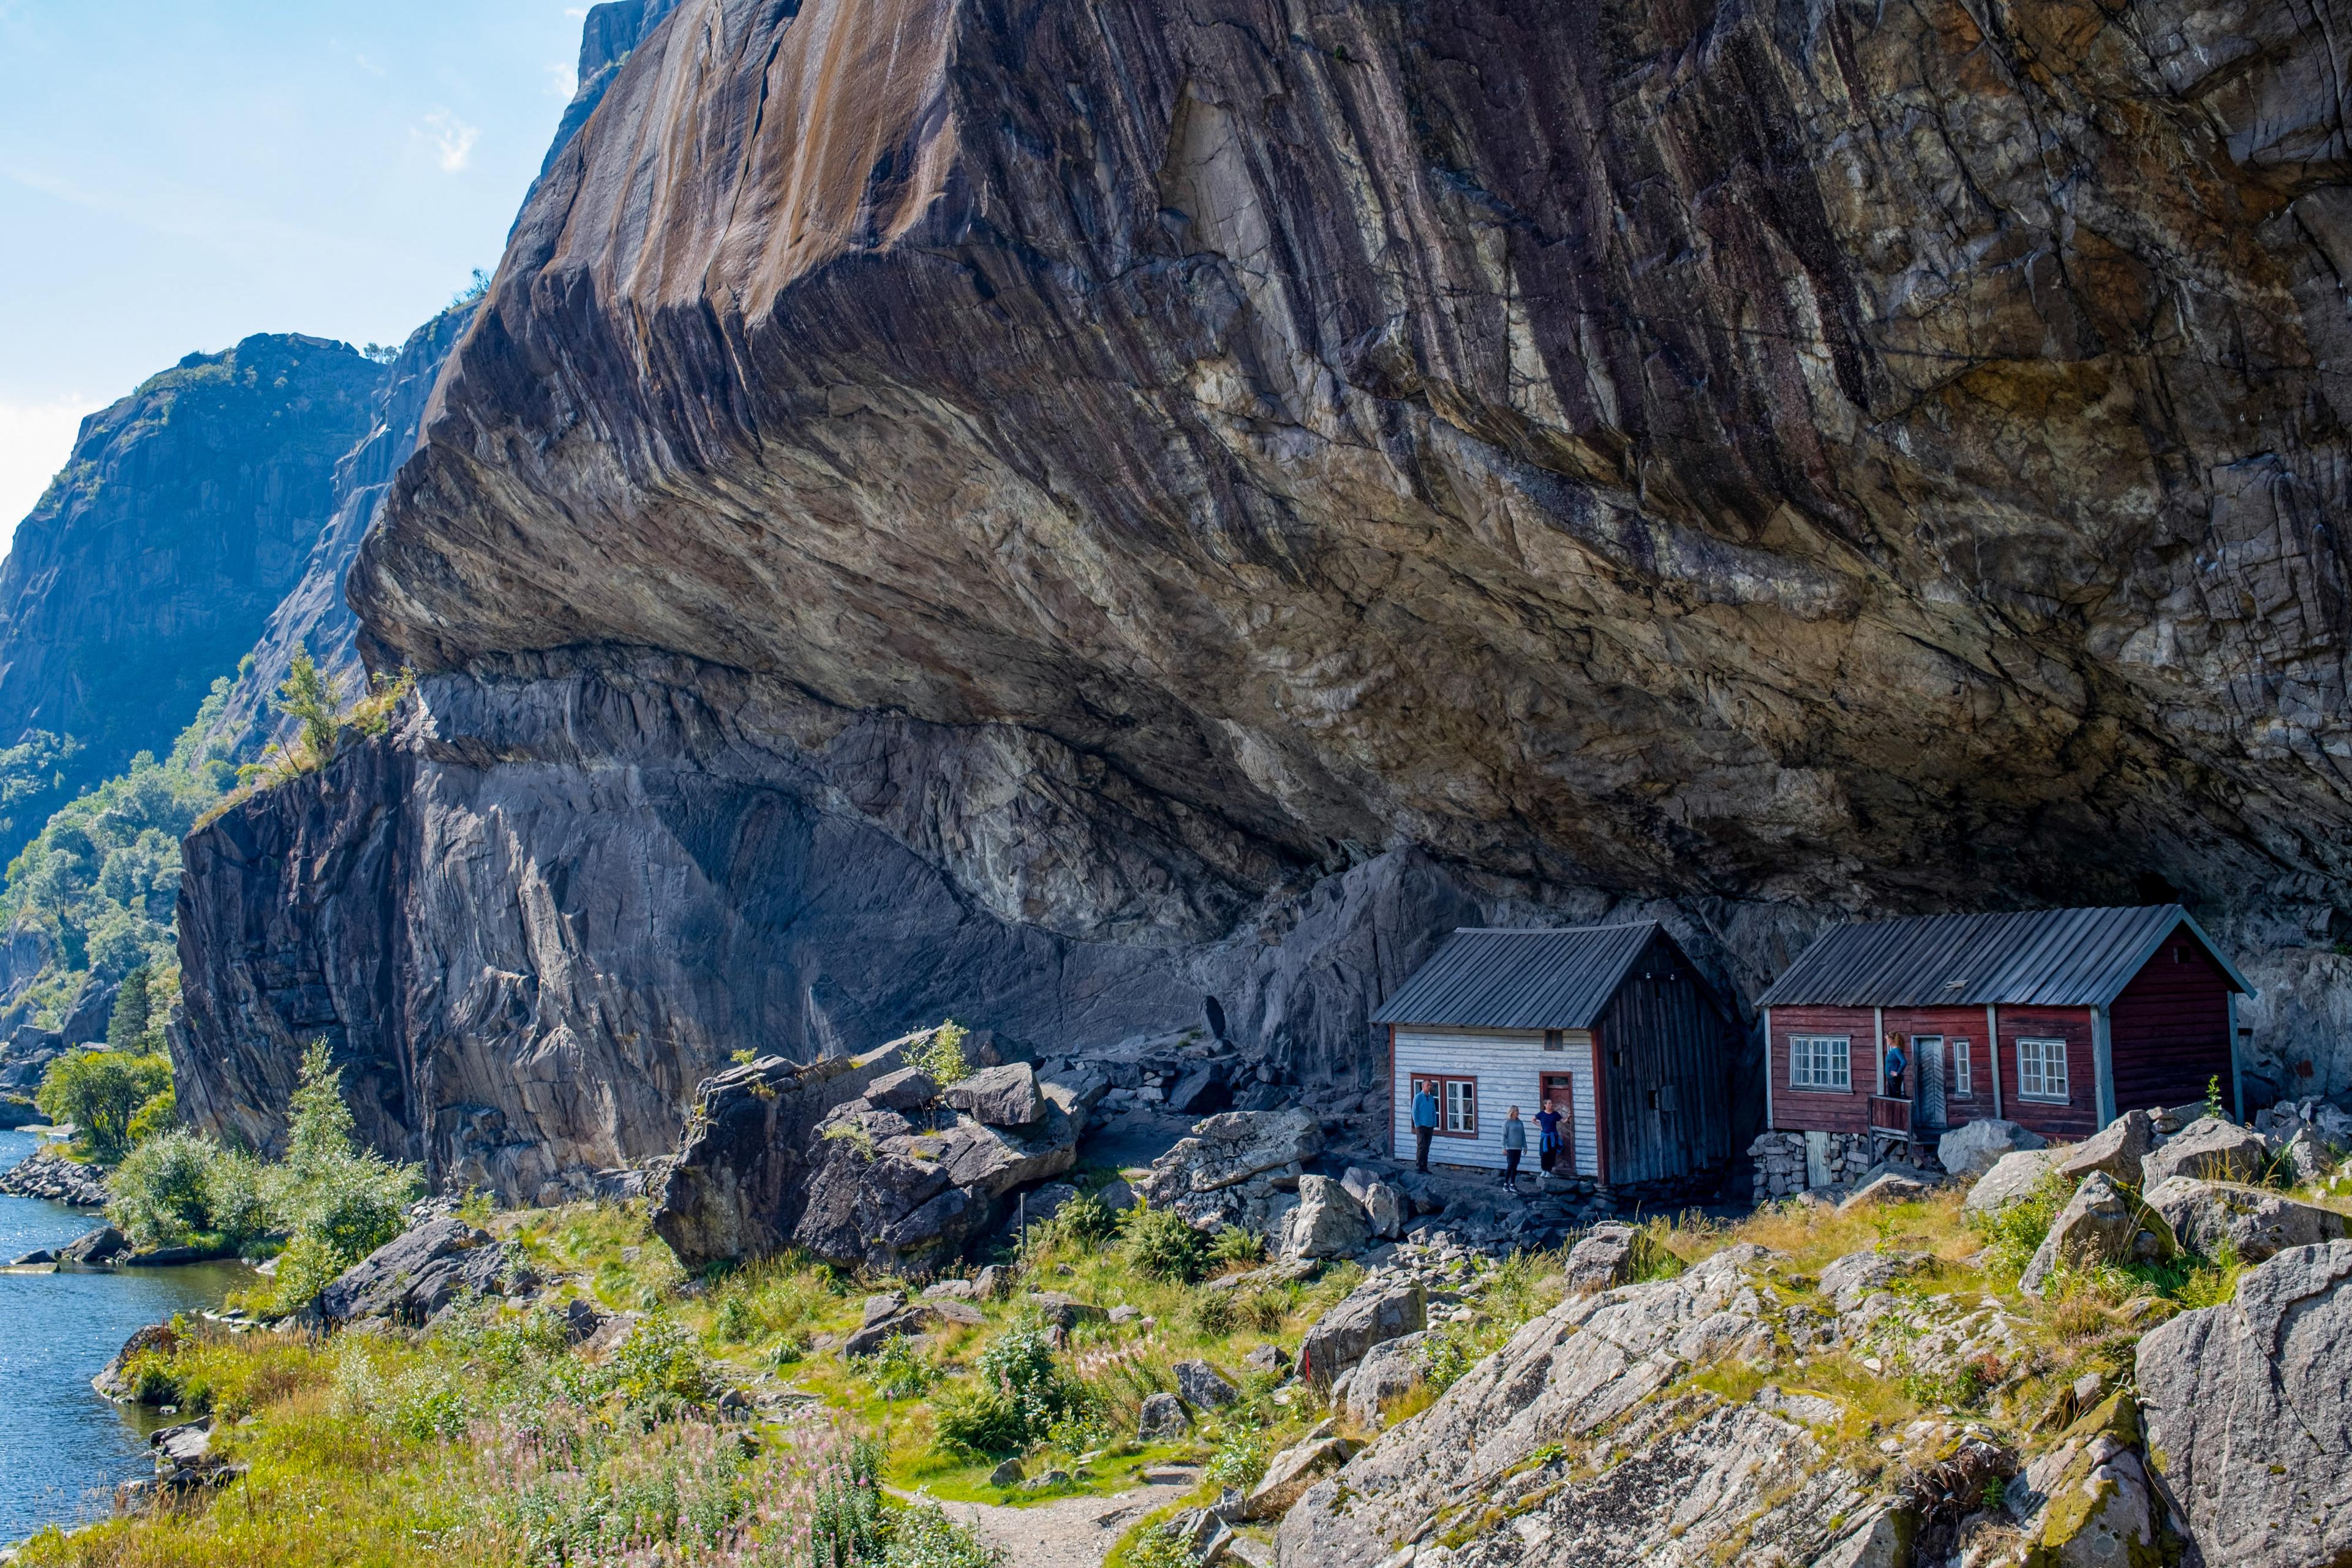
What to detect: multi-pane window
<box><xmin>1446</xmin><ymin>1077</ymin><xmax>1477</xmax><ymax>1134</ymax></box>
<box><xmin>1789</xmin><ymin>1035</ymin><xmax>1852</xmax><ymax>1091</ymax></box>
<box><xmin>1954</xmin><ymin>1038</ymin><xmax>1973</xmax><ymax>1097</ymax></box>
<box><xmin>2017</xmin><ymin>1038</ymin><xmax>2068</xmax><ymax>1101</ymax></box>
<box><xmin>1412</xmin><ymin>1074</ymin><xmax>1479</xmax><ymax>1136</ymax></box>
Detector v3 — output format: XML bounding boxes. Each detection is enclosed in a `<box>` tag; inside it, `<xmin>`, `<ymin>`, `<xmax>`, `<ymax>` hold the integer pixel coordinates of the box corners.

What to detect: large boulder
<box><xmin>1818</xmin><ymin>1250</ymin><xmax>1925</xmax><ymax>1313</ymax></box>
<box><xmin>2019</xmin><ymin>1173</ymin><xmax>2151</xmax><ymax>1297</ymax></box>
<box><xmin>1961</xmin><ymin>1148</ymin><xmax>2060</xmax><ymax>1216</ymax></box>
<box><xmin>2050</xmin><ymin>1109</ymin><xmax>2155</xmax><ymax>1187</ymax></box>
<box><xmin>1361</xmin><ymin>1181</ymin><xmax>1407</xmax><ymax>1240</ymax></box>
<box><xmin>1277</xmin><ymin>1175</ymin><xmax>1371</xmax><ymax>1261</ymax></box>
<box><xmin>318</xmin><ymin>1218</ymin><xmax>537</xmax><ymax>1327</ymax></box>
<box><xmin>1937</xmin><ymin>1119</ymin><xmax>2046</xmax><ymax>1179</ymax></box>
<box><xmin>864</xmin><ymin>1066</ymin><xmax>938</xmax><ymax>1114</ymax></box>
<box><xmin>2138</xmin><ymin>1242</ymin><xmax>2352</xmax><ymax>1567</ymax></box>
<box><xmin>1297</xmin><ymin>1278</ymin><xmax>1426</xmax><ymax>1384</ymax></box>
<box><xmin>651</xmin><ymin>1047</ymin><xmax>899</xmax><ymax>1270</ymax></box>
<box><xmin>1173</xmin><ymin>1359</ymin><xmax>1238</xmax><ymax>1409</ymax></box>
<box><xmin>943</xmin><ymin>1063</ymin><xmax>1047</xmax><ymax>1128</ymax></box>
<box><xmin>1278</xmin><ymin>1248</ymin><xmax>1884</xmax><ymax>1566</ymax></box>
<box><xmin>1136</xmin><ymin>1109</ymin><xmax>1323</xmax><ymax>1209</ymax></box>
<box><xmin>2143</xmin><ymin>1176</ymin><xmax>2347</xmax><ymax>1264</ymax></box>
<box><xmin>687</xmin><ymin>1046</ymin><xmax>1089</xmax><ymax>1275</ymax></box>
<box><xmin>2005</xmin><ymin>1393</ymin><xmax>2158</xmax><ymax>1568</ymax></box>
<box><xmin>1241</xmin><ymin>1434</ymin><xmax>1357</xmax><ymax>1521</ymax></box>
<box><xmin>1337</xmin><ymin>1331</ymin><xmax>1428</xmax><ymax>1427</ymax></box>
<box><xmin>1562</xmin><ymin>1223</ymin><xmax>1638</xmax><ymax>1294</ymax></box>
<box><xmin>2139</xmin><ymin>1116</ymin><xmax>2271</xmax><ymax>1188</ymax></box>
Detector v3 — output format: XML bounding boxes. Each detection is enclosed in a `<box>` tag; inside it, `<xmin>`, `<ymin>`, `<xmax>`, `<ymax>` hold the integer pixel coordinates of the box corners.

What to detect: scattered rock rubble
<box><xmin>0</xmin><ymin>1144</ymin><xmax>111</xmax><ymax>1206</ymax></box>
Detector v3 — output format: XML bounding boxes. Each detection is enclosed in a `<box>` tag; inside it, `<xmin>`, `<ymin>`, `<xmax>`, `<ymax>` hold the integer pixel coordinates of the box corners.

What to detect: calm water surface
<box><xmin>0</xmin><ymin>1129</ymin><xmax>254</xmax><ymax>1544</ymax></box>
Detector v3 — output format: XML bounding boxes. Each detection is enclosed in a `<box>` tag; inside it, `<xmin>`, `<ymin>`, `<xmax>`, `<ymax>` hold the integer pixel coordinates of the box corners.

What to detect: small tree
<box><xmin>265</xmin><ymin>1039</ymin><xmax>421</xmax><ymax>1311</ymax></box>
<box><xmin>105</xmin><ymin>966</ymin><xmax>153</xmax><ymax>1050</ymax></box>
<box><xmin>273</xmin><ymin>647</ymin><xmax>344</xmax><ymax>767</ymax></box>
<box><xmin>36</xmin><ymin>1047</ymin><xmax>173</xmax><ymax>1162</ymax></box>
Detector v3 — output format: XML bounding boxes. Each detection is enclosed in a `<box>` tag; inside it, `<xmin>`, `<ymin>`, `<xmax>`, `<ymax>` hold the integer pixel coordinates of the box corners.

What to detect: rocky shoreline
<box><xmin>0</xmin><ymin>1145</ymin><xmax>109</xmax><ymax>1207</ymax></box>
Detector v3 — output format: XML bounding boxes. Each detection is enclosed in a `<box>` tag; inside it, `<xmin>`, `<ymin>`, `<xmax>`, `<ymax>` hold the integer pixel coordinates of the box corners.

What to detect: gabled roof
<box><xmin>1755</xmin><ymin>905</ymin><xmax>2255</xmax><ymax>1009</ymax></box>
<box><xmin>1373</xmin><ymin>922</ymin><xmax>1671</xmax><ymax>1030</ymax></box>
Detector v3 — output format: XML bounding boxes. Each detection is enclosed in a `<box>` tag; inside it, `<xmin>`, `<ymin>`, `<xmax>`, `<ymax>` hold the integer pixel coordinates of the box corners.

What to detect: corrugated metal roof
<box><xmin>1755</xmin><ymin>905</ymin><xmax>2255</xmax><ymax>1009</ymax></box>
<box><xmin>1372</xmin><ymin>923</ymin><xmax>1663</xmax><ymax>1030</ymax></box>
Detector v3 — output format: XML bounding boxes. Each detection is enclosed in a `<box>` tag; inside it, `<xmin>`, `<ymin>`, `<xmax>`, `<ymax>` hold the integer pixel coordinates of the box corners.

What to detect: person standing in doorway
<box><xmin>1412</xmin><ymin>1081</ymin><xmax>1439</xmax><ymax>1172</ymax></box>
<box><xmin>1501</xmin><ymin>1106</ymin><xmax>1526</xmax><ymax>1190</ymax></box>
<box><xmin>1535</xmin><ymin>1098</ymin><xmax>1564</xmax><ymax>1175</ymax></box>
<box><xmin>1884</xmin><ymin>1038</ymin><xmax>1908</xmax><ymax>1099</ymax></box>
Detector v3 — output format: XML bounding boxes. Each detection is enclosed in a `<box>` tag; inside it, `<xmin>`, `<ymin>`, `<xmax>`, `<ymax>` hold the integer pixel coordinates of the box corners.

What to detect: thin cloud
<box><xmin>545</xmin><ymin>61</ymin><xmax>578</xmax><ymax>98</ymax></box>
<box><xmin>419</xmin><ymin>110</ymin><xmax>479</xmax><ymax>173</ymax></box>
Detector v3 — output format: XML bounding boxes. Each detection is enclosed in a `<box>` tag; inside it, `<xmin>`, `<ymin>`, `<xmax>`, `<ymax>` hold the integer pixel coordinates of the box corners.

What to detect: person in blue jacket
<box><xmin>1884</xmin><ymin>1039</ymin><xmax>1908</xmax><ymax>1098</ymax></box>
<box><xmin>1412</xmin><ymin>1082</ymin><xmax>1439</xmax><ymax>1172</ymax></box>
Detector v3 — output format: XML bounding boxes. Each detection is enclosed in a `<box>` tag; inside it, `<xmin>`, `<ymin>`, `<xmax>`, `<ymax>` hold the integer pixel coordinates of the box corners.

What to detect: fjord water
<box><xmin>0</xmin><ymin>1130</ymin><xmax>252</xmax><ymax>1544</ymax></box>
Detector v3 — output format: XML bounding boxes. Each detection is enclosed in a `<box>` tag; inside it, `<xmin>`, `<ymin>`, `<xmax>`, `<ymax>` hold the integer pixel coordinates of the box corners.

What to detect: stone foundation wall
<box><xmin>1749</xmin><ymin>1130</ymin><xmax>1877</xmax><ymax>1202</ymax></box>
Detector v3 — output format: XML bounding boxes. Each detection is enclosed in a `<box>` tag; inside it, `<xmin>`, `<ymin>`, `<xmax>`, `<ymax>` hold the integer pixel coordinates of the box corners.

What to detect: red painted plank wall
<box><xmin>1768</xmin><ymin>1005</ymin><xmax>1872</xmax><ymax>1132</ymax></box>
<box><xmin>2109</xmin><ymin>933</ymin><xmax>2234</xmax><ymax>1113</ymax></box>
<box><xmin>1995</xmin><ymin>1007</ymin><xmax>2099</xmax><ymax>1139</ymax></box>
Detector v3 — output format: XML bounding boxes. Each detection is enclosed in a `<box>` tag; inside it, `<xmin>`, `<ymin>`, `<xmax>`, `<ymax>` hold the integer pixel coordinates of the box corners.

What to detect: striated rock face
<box><xmin>360</xmin><ymin>0</ymin><xmax>2352</xmax><ymax>919</ymax></box>
<box><xmin>180</xmin><ymin>0</ymin><xmax>2352</xmax><ymax>1174</ymax></box>
<box><xmin>0</xmin><ymin>334</ymin><xmax>381</xmax><ymax>850</ymax></box>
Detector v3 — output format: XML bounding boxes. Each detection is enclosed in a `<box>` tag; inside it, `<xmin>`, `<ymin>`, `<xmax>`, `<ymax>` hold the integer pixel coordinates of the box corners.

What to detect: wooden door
<box><xmin>1540</xmin><ymin>1072</ymin><xmax>1576</xmax><ymax>1175</ymax></box>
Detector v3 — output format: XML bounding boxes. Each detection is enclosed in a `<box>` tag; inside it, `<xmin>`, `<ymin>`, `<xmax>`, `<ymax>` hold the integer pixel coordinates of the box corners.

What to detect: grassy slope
<box><xmin>21</xmin><ymin>1158</ymin><xmax>2352</xmax><ymax>1568</ymax></box>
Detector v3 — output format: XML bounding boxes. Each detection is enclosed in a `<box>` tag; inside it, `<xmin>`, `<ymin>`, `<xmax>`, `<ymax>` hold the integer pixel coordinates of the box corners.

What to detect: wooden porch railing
<box><xmin>1868</xmin><ymin>1095</ymin><xmax>1913</xmax><ymax>1136</ymax></box>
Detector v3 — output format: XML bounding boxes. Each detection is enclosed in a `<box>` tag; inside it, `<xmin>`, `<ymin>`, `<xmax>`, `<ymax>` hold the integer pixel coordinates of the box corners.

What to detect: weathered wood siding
<box><xmin>1392</xmin><ymin>1028</ymin><xmax>1595</xmax><ymax>1173</ymax></box>
<box><xmin>2108</xmin><ymin>931</ymin><xmax>2235</xmax><ymax>1113</ymax></box>
<box><xmin>1768</xmin><ymin>1005</ymin><xmax>1872</xmax><ymax>1133</ymax></box>
<box><xmin>1595</xmin><ymin>931</ymin><xmax>1736</xmax><ymax>1185</ymax></box>
<box><xmin>1994</xmin><ymin>1006</ymin><xmax>2099</xmax><ymax>1139</ymax></box>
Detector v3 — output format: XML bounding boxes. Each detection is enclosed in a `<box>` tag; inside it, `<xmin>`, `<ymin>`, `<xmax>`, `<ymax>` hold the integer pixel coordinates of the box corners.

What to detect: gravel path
<box><xmin>899</xmin><ymin>1472</ymin><xmax>1199</xmax><ymax>1568</ymax></box>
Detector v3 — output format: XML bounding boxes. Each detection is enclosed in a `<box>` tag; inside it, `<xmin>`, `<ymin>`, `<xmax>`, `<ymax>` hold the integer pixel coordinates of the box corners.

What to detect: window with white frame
<box><xmin>1954</xmin><ymin>1038</ymin><xmax>1973</xmax><ymax>1097</ymax></box>
<box><xmin>2017</xmin><ymin>1038</ymin><xmax>2068</xmax><ymax>1102</ymax></box>
<box><xmin>1445</xmin><ymin>1077</ymin><xmax>1477</xmax><ymax>1134</ymax></box>
<box><xmin>1789</xmin><ymin>1035</ymin><xmax>1852</xmax><ymax>1091</ymax></box>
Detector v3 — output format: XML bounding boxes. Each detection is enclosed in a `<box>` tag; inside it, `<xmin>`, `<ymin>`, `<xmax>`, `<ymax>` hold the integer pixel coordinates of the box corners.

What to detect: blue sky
<box><xmin>0</xmin><ymin>0</ymin><xmax>594</xmax><ymax>542</ymax></box>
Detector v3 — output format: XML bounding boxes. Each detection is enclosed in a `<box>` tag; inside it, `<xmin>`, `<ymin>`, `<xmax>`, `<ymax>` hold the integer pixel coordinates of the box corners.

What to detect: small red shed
<box><xmin>1754</xmin><ymin>906</ymin><xmax>2255</xmax><ymax>1157</ymax></box>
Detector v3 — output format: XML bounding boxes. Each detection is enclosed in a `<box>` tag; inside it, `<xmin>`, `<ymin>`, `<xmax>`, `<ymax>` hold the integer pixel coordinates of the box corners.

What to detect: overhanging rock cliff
<box><xmin>180</xmin><ymin>0</ymin><xmax>2352</xmax><ymax>1179</ymax></box>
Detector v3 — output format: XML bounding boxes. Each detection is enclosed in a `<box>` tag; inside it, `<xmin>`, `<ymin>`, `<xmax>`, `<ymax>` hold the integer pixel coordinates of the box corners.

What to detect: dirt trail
<box><xmin>897</xmin><ymin>1473</ymin><xmax>1197</xmax><ymax>1568</ymax></box>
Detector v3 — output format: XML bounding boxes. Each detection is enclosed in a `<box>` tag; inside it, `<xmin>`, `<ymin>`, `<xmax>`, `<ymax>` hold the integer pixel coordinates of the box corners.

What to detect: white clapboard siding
<box><xmin>1392</xmin><ymin>1028</ymin><xmax>1597</xmax><ymax>1175</ymax></box>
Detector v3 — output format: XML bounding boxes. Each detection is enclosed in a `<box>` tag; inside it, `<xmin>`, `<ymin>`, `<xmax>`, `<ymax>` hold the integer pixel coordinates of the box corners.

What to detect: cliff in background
<box><xmin>0</xmin><ymin>334</ymin><xmax>382</xmax><ymax>858</ymax></box>
<box><xmin>211</xmin><ymin>306</ymin><xmax>476</xmax><ymax>747</ymax></box>
<box><xmin>178</xmin><ymin>0</ymin><xmax>2352</xmax><ymax>1193</ymax></box>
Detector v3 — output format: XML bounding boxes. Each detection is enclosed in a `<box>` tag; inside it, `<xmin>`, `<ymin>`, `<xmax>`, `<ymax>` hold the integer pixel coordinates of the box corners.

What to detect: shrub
<box><xmin>909</xmin><ymin>1020</ymin><xmax>971</xmax><ymax>1091</ymax></box>
<box><xmin>936</xmin><ymin>1319</ymin><xmax>1087</xmax><ymax>1455</ymax></box>
<box><xmin>1189</xmin><ymin>1291</ymin><xmax>1237</xmax><ymax>1336</ymax></box>
<box><xmin>932</xmin><ymin>1382</ymin><xmax>1030</xmax><ymax>1457</ymax></box>
<box><xmin>1056</xmin><ymin>1189</ymin><xmax>1119</xmax><ymax>1248</ymax></box>
<box><xmin>108</xmin><ymin>1131</ymin><xmax>271</xmax><ymax>1250</ymax></box>
<box><xmin>858</xmin><ymin>1335</ymin><xmax>938</xmax><ymax>1400</ymax></box>
<box><xmin>36</xmin><ymin>1046</ymin><xmax>173</xmax><ymax>1161</ymax></box>
<box><xmin>1975</xmin><ymin>1171</ymin><xmax>2073</xmax><ymax>1279</ymax></box>
<box><xmin>1204</xmin><ymin>1423</ymin><xmax>1275</xmax><ymax>1490</ymax></box>
<box><xmin>1209</xmin><ymin>1224</ymin><xmax>1265</xmax><ymax>1266</ymax></box>
<box><xmin>883</xmin><ymin>1504</ymin><xmax>1005</xmax><ymax>1568</ymax></box>
<box><xmin>1125</xmin><ymin>1206</ymin><xmax>1207</xmax><ymax>1284</ymax></box>
<box><xmin>1122</xmin><ymin>1520</ymin><xmax>1201</xmax><ymax>1568</ymax></box>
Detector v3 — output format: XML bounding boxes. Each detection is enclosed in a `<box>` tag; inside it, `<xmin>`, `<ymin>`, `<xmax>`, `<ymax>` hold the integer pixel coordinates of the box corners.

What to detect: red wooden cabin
<box><xmin>1755</xmin><ymin>905</ymin><xmax>2254</xmax><ymax>1148</ymax></box>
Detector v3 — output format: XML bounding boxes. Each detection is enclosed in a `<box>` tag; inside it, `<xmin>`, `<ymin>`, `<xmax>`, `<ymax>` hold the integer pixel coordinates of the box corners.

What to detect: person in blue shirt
<box><xmin>1885</xmin><ymin>1039</ymin><xmax>1908</xmax><ymax>1098</ymax></box>
<box><xmin>1501</xmin><ymin>1106</ymin><xmax>1526</xmax><ymax>1189</ymax></box>
<box><xmin>1412</xmin><ymin>1083</ymin><xmax>1439</xmax><ymax>1172</ymax></box>
<box><xmin>1534</xmin><ymin>1099</ymin><xmax>1564</xmax><ymax>1174</ymax></box>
